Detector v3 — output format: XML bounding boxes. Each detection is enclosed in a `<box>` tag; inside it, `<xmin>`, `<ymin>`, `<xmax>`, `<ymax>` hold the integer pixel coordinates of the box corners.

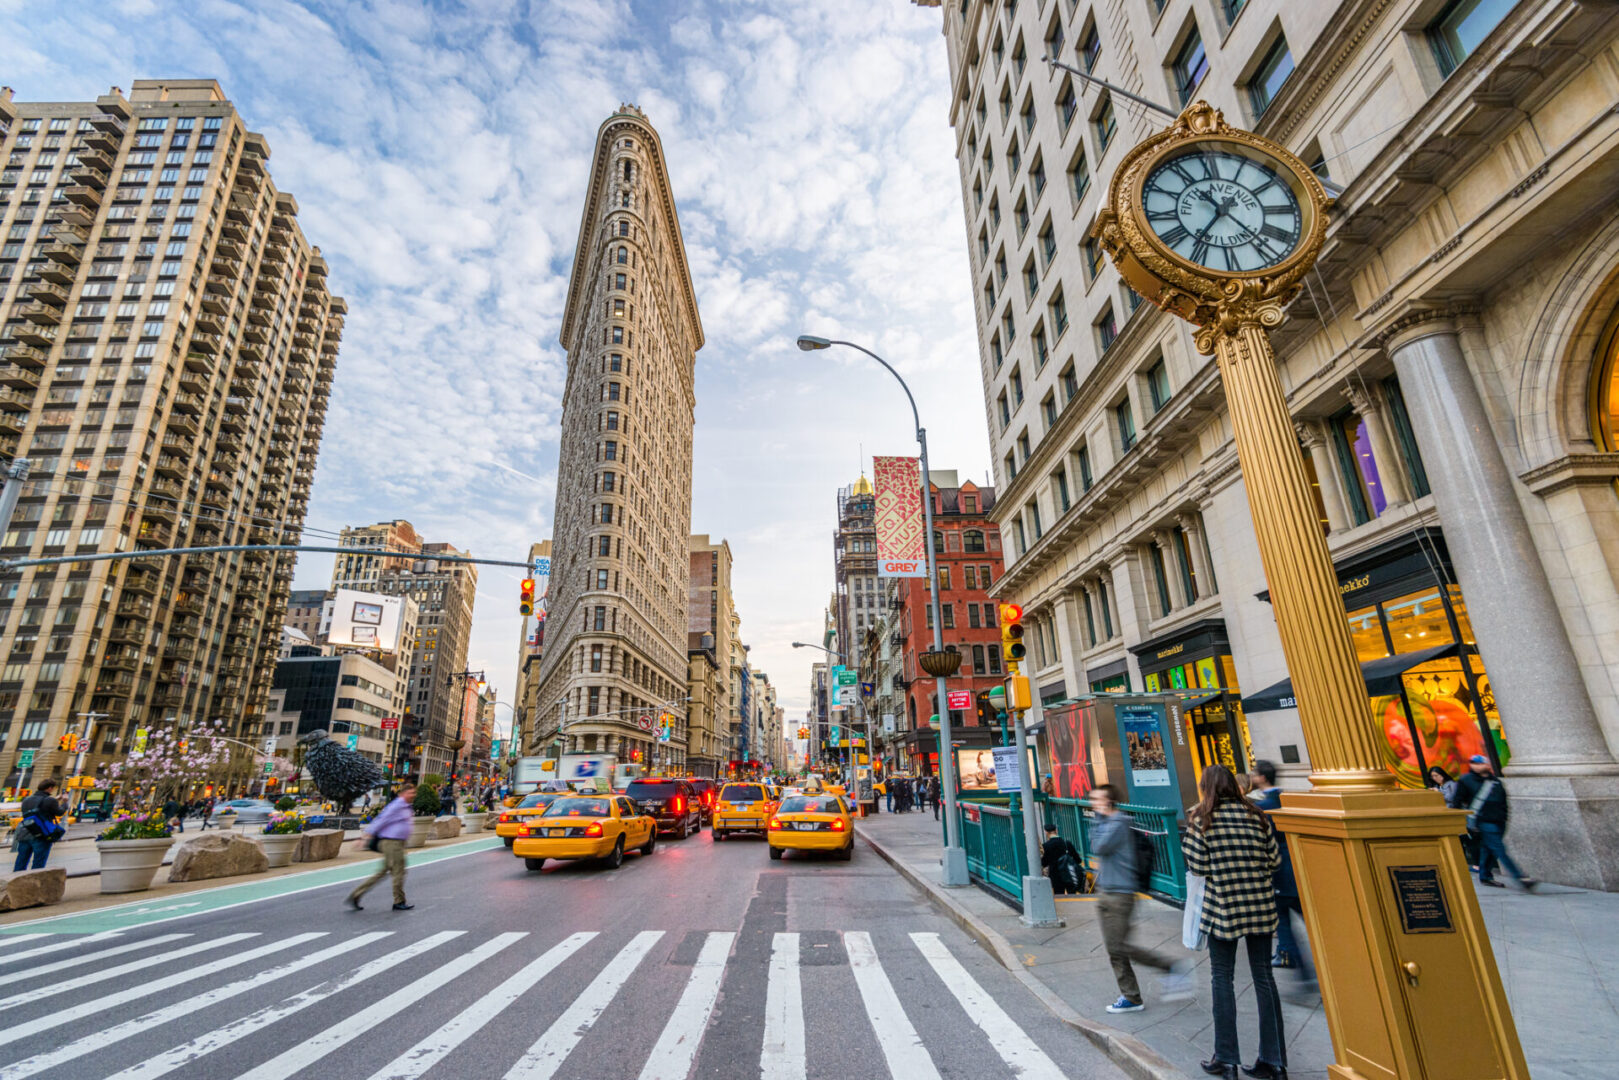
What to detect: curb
<box><xmin>857</xmin><ymin>824</ymin><xmax>1188</xmax><ymax>1080</ymax></box>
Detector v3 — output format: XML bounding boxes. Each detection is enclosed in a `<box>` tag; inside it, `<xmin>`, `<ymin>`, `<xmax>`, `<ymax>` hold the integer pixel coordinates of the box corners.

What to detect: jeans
<box><xmin>1208</xmin><ymin>933</ymin><xmax>1286</xmax><ymax>1068</ymax></box>
<box><xmin>885</xmin><ymin>792</ymin><xmax>893</xmax><ymax>813</ymax></box>
<box><xmin>1097</xmin><ymin>892</ymin><xmax>1173</xmax><ymax>1001</ymax></box>
<box><xmin>1477</xmin><ymin>822</ymin><xmax>1527</xmax><ymax>884</ymax></box>
<box><xmin>12</xmin><ymin>834</ymin><xmax>50</xmax><ymax>872</ymax></box>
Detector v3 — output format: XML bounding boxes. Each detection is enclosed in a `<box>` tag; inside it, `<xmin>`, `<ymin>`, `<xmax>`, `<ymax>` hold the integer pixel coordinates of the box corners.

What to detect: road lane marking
<box><xmin>0</xmin><ymin>930</ymin><xmax>122</xmax><ymax>965</ymax></box>
<box><xmin>638</xmin><ymin>931</ymin><xmax>735</xmax><ymax>1080</ymax></box>
<box><xmin>365</xmin><ymin>932</ymin><xmax>597</xmax><ymax>1080</ymax></box>
<box><xmin>761</xmin><ymin>932</ymin><xmax>804</xmax><ymax>1080</ymax></box>
<box><xmin>8</xmin><ymin>932</ymin><xmax>190</xmax><ymax>979</ymax></box>
<box><xmin>0</xmin><ymin>932</ymin><xmax>255</xmax><ymax>1012</ymax></box>
<box><xmin>9</xmin><ymin>931</ymin><xmax>399</xmax><ymax>1079</ymax></box>
<box><xmin>0</xmin><ymin>932</ymin><xmax>324</xmax><ymax>1049</ymax></box>
<box><xmin>504</xmin><ymin>930</ymin><xmax>664</xmax><ymax>1080</ymax></box>
<box><xmin>845</xmin><ymin>932</ymin><xmax>942</xmax><ymax>1080</ymax></box>
<box><xmin>231</xmin><ymin>932</ymin><xmax>525</xmax><ymax>1080</ymax></box>
<box><xmin>100</xmin><ymin>932</ymin><xmax>453</xmax><ymax>1080</ymax></box>
<box><xmin>910</xmin><ymin>932</ymin><xmax>1066</xmax><ymax>1080</ymax></box>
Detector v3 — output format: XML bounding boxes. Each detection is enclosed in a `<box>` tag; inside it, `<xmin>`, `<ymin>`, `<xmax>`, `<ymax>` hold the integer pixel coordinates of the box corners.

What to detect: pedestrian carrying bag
<box><xmin>365</xmin><ymin>834</ymin><xmax>381</xmax><ymax>853</ymax></box>
<box><xmin>23</xmin><ymin>813</ymin><xmax>64</xmax><ymax>842</ymax></box>
<box><xmin>1182</xmin><ymin>872</ymin><xmax>1209</xmax><ymax>951</ymax></box>
<box><xmin>1054</xmin><ymin>849</ymin><xmax>1084</xmax><ymax>894</ymax></box>
<box><xmin>1466</xmin><ymin>779</ymin><xmax>1496</xmax><ymax>832</ymax></box>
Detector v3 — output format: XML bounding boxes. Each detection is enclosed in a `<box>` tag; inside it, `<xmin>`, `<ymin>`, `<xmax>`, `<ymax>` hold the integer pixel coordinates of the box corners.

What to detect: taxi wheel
<box><xmin>769</xmin><ymin>846</ymin><xmax>783</xmax><ymax>860</ymax></box>
<box><xmin>640</xmin><ymin>830</ymin><xmax>656</xmax><ymax>856</ymax></box>
<box><xmin>838</xmin><ymin>841</ymin><xmax>853</xmax><ymax>861</ymax></box>
<box><xmin>712</xmin><ymin>828</ymin><xmax>724</xmax><ymax>842</ymax></box>
<box><xmin>524</xmin><ymin>857</ymin><xmax>545</xmax><ymax>872</ymax></box>
<box><xmin>604</xmin><ymin>836</ymin><xmax>625</xmax><ymax>870</ymax></box>
<box><xmin>504</xmin><ymin>838</ymin><xmax>514</xmax><ymax>848</ymax></box>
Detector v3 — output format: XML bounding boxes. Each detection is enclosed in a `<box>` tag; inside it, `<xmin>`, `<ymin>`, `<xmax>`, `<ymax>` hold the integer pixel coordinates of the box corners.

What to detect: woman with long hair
<box><xmin>1183</xmin><ymin>764</ymin><xmax>1286</xmax><ymax>1079</ymax></box>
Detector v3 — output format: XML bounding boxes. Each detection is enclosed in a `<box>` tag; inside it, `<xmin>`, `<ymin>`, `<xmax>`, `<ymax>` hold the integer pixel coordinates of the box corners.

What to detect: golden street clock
<box><xmin>1093</xmin><ymin>102</ymin><xmax>1331</xmax><ymax>326</ymax></box>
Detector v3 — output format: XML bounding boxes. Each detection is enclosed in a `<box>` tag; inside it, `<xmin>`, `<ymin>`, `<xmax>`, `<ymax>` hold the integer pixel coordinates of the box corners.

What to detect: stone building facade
<box><xmin>686</xmin><ymin>534</ymin><xmax>735</xmax><ymax>776</ymax></box>
<box><xmin>916</xmin><ymin>0</ymin><xmax>1619</xmax><ymax>887</ymax></box>
<box><xmin>531</xmin><ymin>106</ymin><xmax>703</xmax><ymax>775</ymax></box>
<box><xmin>0</xmin><ymin>79</ymin><xmax>341</xmax><ymax>791</ymax></box>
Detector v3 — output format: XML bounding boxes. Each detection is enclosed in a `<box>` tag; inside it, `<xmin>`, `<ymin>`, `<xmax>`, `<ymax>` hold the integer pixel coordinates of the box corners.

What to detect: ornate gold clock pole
<box><xmin>1094</xmin><ymin>102</ymin><xmax>1527</xmax><ymax>1080</ymax></box>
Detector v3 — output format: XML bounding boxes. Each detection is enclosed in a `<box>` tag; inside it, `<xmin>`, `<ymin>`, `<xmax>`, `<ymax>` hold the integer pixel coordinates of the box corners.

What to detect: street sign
<box><xmin>637</xmin><ymin>714</ymin><xmax>654</xmax><ymax>732</ymax></box>
<box><xmin>262</xmin><ymin>762</ymin><xmax>274</xmax><ymax>775</ymax></box>
<box><xmin>17</xmin><ymin>749</ymin><xmax>34</xmax><ymax>768</ymax></box>
<box><xmin>262</xmin><ymin>736</ymin><xmax>277</xmax><ymax>755</ymax></box>
<box><xmin>829</xmin><ymin>725</ymin><xmax>841</xmax><ymax>744</ymax></box>
<box><xmin>347</xmin><ymin>734</ymin><xmax>359</xmax><ymax>750</ymax></box>
<box><xmin>946</xmin><ymin>689</ymin><xmax>973</xmax><ymax>710</ymax></box>
<box><xmin>380</xmin><ymin>718</ymin><xmax>400</xmax><ymax>730</ymax></box>
<box><xmin>835</xmin><ymin>669</ymin><xmax>857</xmax><ymax>689</ymax></box>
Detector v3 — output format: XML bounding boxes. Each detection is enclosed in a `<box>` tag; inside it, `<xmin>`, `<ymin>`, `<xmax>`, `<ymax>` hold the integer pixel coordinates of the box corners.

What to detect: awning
<box><xmin>1242</xmin><ymin>643</ymin><xmax>1460</xmax><ymax>713</ymax></box>
<box><xmin>1175</xmin><ymin>691</ymin><xmax>1223</xmax><ymax>710</ymax></box>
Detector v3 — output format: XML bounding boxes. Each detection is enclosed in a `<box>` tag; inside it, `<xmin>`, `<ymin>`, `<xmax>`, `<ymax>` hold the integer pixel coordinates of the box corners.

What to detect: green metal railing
<box><xmin>947</xmin><ymin>794</ymin><xmax>1187</xmax><ymax>905</ymax></box>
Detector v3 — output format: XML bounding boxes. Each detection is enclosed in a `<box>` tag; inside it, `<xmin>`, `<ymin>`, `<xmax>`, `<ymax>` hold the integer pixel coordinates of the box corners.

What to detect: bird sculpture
<box><xmin>297</xmin><ymin>729</ymin><xmax>386</xmax><ymax>813</ymax></box>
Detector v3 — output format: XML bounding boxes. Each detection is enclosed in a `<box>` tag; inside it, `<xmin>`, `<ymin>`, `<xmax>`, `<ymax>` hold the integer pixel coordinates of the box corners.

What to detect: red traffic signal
<box><xmin>519</xmin><ymin>578</ymin><xmax>535</xmax><ymax>616</ymax></box>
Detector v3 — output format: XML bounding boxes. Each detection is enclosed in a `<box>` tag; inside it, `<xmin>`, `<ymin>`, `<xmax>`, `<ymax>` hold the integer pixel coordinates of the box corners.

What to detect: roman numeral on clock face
<box><xmin>1158</xmin><ymin>224</ymin><xmax>1190</xmax><ymax>247</ymax></box>
<box><xmin>1259</xmin><ymin>223</ymin><xmax>1293</xmax><ymax>242</ymax></box>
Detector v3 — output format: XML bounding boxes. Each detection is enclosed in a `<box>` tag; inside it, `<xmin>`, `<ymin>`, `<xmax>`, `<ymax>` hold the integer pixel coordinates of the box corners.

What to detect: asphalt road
<box><xmin>0</xmin><ymin>825</ymin><xmax>1128</xmax><ymax>1080</ymax></box>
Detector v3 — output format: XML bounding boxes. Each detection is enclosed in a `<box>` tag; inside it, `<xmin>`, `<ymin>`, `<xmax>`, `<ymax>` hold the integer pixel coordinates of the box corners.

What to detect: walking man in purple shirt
<box><xmin>348</xmin><ymin>783</ymin><xmax>415</xmax><ymax>911</ymax></box>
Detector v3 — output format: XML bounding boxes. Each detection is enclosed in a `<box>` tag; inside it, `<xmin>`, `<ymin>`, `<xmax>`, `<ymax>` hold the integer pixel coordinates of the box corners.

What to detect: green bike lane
<box><xmin>0</xmin><ymin>835</ymin><xmax>502</xmax><ymax>934</ymax></box>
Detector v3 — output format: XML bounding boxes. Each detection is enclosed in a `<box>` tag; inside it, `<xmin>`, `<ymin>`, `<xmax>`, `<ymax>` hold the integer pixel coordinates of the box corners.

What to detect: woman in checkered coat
<box><xmin>1182</xmin><ymin>764</ymin><xmax>1287</xmax><ymax>1080</ymax></box>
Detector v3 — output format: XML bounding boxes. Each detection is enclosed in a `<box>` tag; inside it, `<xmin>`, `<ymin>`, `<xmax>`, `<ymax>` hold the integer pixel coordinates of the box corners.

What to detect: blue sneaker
<box><xmin>1106</xmin><ymin>996</ymin><xmax>1146</xmax><ymax>1013</ymax></box>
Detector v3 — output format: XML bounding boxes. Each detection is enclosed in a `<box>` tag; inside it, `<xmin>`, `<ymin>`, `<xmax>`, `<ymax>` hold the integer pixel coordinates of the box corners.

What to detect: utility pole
<box><xmin>70</xmin><ymin>711</ymin><xmax>108</xmax><ymax>812</ymax></box>
<box><xmin>0</xmin><ymin>458</ymin><xmax>30</xmax><ymax>539</ymax></box>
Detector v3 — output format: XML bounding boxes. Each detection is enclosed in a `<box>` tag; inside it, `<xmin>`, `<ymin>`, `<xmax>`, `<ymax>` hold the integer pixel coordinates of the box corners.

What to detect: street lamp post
<box><xmin>796</xmin><ymin>335</ymin><xmax>969</xmax><ymax>887</ymax></box>
<box><xmin>443</xmin><ymin>668</ymin><xmax>486</xmax><ymax>800</ymax></box>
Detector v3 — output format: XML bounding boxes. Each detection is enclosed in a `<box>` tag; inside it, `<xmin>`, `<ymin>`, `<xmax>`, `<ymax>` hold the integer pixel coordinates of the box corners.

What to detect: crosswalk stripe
<box><xmin>13</xmin><ymin>932</ymin><xmax>191</xmax><ymax>979</ymax></box>
<box><xmin>364</xmin><ymin>932</ymin><xmax>597</xmax><ymax>1080</ymax></box>
<box><xmin>910</xmin><ymin>932</ymin><xmax>1066</xmax><ymax>1080</ymax></box>
<box><xmin>0</xmin><ymin>930</ymin><xmax>122</xmax><ymax>966</ymax></box>
<box><xmin>100</xmin><ymin>932</ymin><xmax>454</xmax><ymax>1080</ymax></box>
<box><xmin>0</xmin><ymin>933</ymin><xmax>53</xmax><ymax>950</ymax></box>
<box><xmin>0</xmin><ymin>932</ymin><xmax>256</xmax><ymax>1012</ymax></box>
<box><xmin>845</xmin><ymin>932</ymin><xmax>942</xmax><ymax>1080</ymax></box>
<box><xmin>10</xmin><ymin>932</ymin><xmax>398</xmax><ymax>1080</ymax></box>
<box><xmin>231</xmin><ymin>932</ymin><xmax>526</xmax><ymax>1080</ymax></box>
<box><xmin>637</xmin><ymin>931</ymin><xmax>735</xmax><ymax>1080</ymax></box>
<box><xmin>0</xmin><ymin>932</ymin><xmax>326</xmax><ymax>1049</ymax></box>
<box><xmin>504</xmin><ymin>930</ymin><xmax>664</xmax><ymax>1080</ymax></box>
<box><xmin>761</xmin><ymin>932</ymin><xmax>805</xmax><ymax>1080</ymax></box>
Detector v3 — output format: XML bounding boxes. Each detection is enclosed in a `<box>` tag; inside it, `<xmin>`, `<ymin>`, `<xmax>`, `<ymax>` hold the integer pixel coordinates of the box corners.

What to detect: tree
<box><xmin>107</xmin><ymin>719</ymin><xmax>236</xmax><ymax>805</ymax></box>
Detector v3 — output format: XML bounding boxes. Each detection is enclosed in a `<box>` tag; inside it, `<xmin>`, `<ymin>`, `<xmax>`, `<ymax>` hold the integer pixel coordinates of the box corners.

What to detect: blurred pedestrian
<box><xmin>162</xmin><ymin>796</ymin><xmax>185</xmax><ymax>833</ymax></box>
<box><xmin>929</xmin><ymin>776</ymin><xmax>941</xmax><ymax>819</ymax></box>
<box><xmin>1250</xmin><ymin>761</ymin><xmax>1315</xmax><ymax>995</ymax></box>
<box><xmin>1455</xmin><ymin>755</ymin><xmax>1535</xmax><ymax>891</ymax></box>
<box><xmin>14</xmin><ymin>780</ymin><xmax>66</xmax><ymax>871</ymax></box>
<box><xmin>348</xmin><ymin>782</ymin><xmax>415</xmax><ymax>912</ymax></box>
<box><xmin>1183</xmin><ymin>765</ymin><xmax>1286</xmax><ymax>1080</ymax></box>
<box><xmin>1040</xmin><ymin>823</ymin><xmax>1085</xmax><ymax>896</ymax></box>
<box><xmin>1091</xmin><ymin>784</ymin><xmax>1193</xmax><ymax>1012</ymax></box>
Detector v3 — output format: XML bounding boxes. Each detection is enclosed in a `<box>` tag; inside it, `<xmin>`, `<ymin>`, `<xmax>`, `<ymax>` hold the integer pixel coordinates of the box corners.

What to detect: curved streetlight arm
<box><xmin>817</xmin><ymin>339</ymin><xmax>923</xmax><ymax>440</ymax></box>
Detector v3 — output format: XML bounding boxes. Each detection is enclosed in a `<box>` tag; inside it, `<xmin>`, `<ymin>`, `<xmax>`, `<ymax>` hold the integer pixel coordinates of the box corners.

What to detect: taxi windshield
<box><xmin>517</xmin><ymin>793</ymin><xmax>560</xmax><ymax>809</ymax></box>
<box><xmin>546</xmin><ymin>797</ymin><xmax>612</xmax><ymax>818</ymax></box>
<box><xmin>721</xmin><ymin>785</ymin><xmax>766</xmax><ymax>802</ymax></box>
<box><xmin>780</xmin><ymin>796</ymin><xmax>843</xmax><ymax>815</ymax></box>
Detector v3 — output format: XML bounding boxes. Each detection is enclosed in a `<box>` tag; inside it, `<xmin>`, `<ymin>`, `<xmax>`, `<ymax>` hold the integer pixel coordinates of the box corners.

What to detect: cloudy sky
<box><xmin>2</xmin><ymin>0</ymin><xmax>992</xmax><ymax>733</ymax></box>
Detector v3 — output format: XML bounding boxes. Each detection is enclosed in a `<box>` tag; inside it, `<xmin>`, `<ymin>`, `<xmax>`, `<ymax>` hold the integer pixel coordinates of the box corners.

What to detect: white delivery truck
<box><xmin>556</xmin><ymin>753</ymin><xmax>644</xmax><ymax>792</ymax></box>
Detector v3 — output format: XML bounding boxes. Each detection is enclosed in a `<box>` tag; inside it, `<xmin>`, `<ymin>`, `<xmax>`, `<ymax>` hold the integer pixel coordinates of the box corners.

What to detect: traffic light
<box><xmin>58</xmin><ymin>734</ymin><xmax>72</xmax><ymax>752</ymax></box>
<box><xmin>999</xmin><ymin>603</ymin><xmax>1026</xmax><ymax>670</ymax></box>
<box><xmin>519</xmin><ymin>578</ymin><xmax>535</xmax><ymax>616</ymax></box>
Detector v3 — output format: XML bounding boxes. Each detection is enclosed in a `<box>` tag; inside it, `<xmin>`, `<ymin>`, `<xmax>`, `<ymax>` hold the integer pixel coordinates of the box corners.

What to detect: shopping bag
<box><xmin>1182</xmin><ymin>872</ymin><xmax>1209</xmax><ymax>951</ymax></box>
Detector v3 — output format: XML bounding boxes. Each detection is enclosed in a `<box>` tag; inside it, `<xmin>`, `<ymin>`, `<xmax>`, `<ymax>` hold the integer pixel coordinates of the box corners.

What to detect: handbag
<box><xmin>365</xmin><ymin>834</ymin><xmax>381</xmax><ymax>853</ymax></box>
<box><xmin>1182</xmin><ymin>871</ymin><xmax>1209</xmax><ymax>951</ymax></box>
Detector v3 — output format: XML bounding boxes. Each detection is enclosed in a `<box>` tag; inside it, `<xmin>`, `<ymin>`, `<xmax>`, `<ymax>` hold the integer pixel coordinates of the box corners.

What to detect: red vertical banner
<box><xmin>873</xmin><ymin>455</ymin><xmax>926</xmax><ymax>577</ymax></box>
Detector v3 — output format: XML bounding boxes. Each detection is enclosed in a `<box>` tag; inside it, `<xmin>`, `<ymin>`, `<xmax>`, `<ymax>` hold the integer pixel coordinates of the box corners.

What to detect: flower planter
<box><xmin>260</xmin><ymin>833</ymin><xmax>301</xmax><ymax>868</ymax></box>
<box><xmin>460</xmin><ymin>812</ymin><xmax>487</xmax><ymax>834</ymax></box>
<box><xmin>96</xmin><ymin>837</ymin><xmax>176</xmax><ymax>894</ymax></box>
<box><xmin>407</xmin><ymin>816</ymin><xmax>435</xmax><ymax>849</ymax></box>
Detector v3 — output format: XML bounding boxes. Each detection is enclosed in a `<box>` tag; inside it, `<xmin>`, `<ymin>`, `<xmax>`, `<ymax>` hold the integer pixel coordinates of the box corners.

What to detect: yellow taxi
<box><xmin>495</xmin><ymin>791</ymin><xmax>566</xmax><ymax>847</ymax></box>
<box><xmin>511</xmin><ymin>793</ymin><xmax>657</xmax><ymax>871</ymax></box>
<box><xmin>710</xmin><ymin>782</ymin><xmax>778</xmax><ymax>841</ymax></box>
<box><xmin>767</xmin><ymin>793</ymin><xmax>854</xmax><ymax>861</ymax></box>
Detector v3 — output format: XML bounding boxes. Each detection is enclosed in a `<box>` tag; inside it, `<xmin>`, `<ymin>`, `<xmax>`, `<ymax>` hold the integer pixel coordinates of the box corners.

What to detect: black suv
<box><xmin>624</xmin><ymin>778</ymin><xmax>702</xmax><ymax>837</ymax></box>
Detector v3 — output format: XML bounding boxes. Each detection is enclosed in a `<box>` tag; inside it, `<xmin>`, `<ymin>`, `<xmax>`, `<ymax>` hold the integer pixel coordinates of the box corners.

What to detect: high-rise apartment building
<box><xmin>686</xmin><ymin>534</ymin><xmax>734</xmax><ymax>776</ymax></box>
<box><xmin>329</xmin><ymin>522</ymin><xmax>476</xmax><ymax>780</ymax></box>
<box><xmin>833</xmin><ymin>475</ymin><xmax>878</xmax><ymax>659</ymax></box>
<box><xmin>916</xmin><ymin>0</ymin><xmax>1619</xmax><ymax>888</ymax></box>
<box><xmin>0</xmin><ymin>80</ymin><xmax>341</xmax><ymax>791</ymax></box>
<box><xmin>532</xmin><ymin>106</ymin><xmax>703</xmax><ymax>775</ymax></box>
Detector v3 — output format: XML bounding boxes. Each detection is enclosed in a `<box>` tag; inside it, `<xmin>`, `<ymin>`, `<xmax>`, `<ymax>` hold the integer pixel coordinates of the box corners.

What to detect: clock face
<box><xmin>1141</xmin><ymin>146</ymin><xmax>1304</xmax><ymax>274</ymax></box>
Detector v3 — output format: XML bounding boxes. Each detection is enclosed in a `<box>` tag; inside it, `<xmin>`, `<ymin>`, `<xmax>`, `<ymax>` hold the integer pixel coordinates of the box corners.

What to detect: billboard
<box><xmin>328</xmin><ymin>589</ymin><xmax>406</xmax><ymax>653</ymax></box>
<box><xmin>873</xmin><ymin>455</ymin><xmax>926</xmax><ymax>577</ymax></box>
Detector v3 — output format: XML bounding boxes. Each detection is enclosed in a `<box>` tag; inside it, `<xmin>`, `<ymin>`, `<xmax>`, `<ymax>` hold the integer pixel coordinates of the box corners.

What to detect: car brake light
<box><xmin>768</xmin><ymin>817</ymin><xmax>783</xmax><ymax>831</ymax></box>
<box><xmin>717</xmin><ymin>801</ymin><xmax>732</xmax><ymax>811</ymax></box>
<box><xmin>830</xmin><ymin>818</ymin><xmax>846</xmax><ymax>832</ymax></box>
<box><xmin>672</xmin><ymin>795</ymin><xmax>684</xmax><ymax>814</ymax></box>
<box><xmin>584</xmin><ymin>822</ymin><xmax>604</xmax><ymax>837</ymax></box>
<box><xmin>499</xmin><ymin>813</ymin><xmax>512</xmax><ymax>823</ymax></box>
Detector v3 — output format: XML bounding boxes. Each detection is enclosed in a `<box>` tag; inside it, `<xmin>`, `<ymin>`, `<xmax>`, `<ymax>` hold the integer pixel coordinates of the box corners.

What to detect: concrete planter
<box><xmin>260</xmin><ymin>833</ymin><xmax>301</xmax><ymax>868</ymax></box>
<box><xmin>407</xmin><ymin>816</ymin><xmax>435</xmax><ymax>849</ymax></box>
<box><xmin>96</xmin><ymin>837</ymin><xmax>175</xmax><ymax>894</ymax></box>
<box><xmin>460</xmin><ymin>812</ymin><xmax>488</xmax><ymax>834</ymax></box>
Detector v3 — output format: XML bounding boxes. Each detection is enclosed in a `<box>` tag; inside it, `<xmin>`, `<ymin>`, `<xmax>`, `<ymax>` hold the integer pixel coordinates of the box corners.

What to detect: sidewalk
<box><xmin>857</xmin><ymin>808</ymin><xmax>1613</xmax><ymax>1080</ymax></box>
<box><xmin>9</xmin><ymin>816</ymin><xmax>281</xmax><ymax>878</ymax></box>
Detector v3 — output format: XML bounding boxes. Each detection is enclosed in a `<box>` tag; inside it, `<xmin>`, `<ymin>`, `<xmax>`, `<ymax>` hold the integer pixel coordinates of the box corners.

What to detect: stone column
<box><xmin>1154</xmin><ymin>529</ymin><xmax>1190</xmax><ymax>610</ymax></box>
<box><xmin>1176</xmin><ymin>512</ymin><xmax>1212</xmax><ymax>601</ymax></box>
<box><xmin>1343</xmin><ymin>380</ymin><xmax>1414</xmax><ymax>508</ymax></box>
<box><xmin>1294</xmin><ymin>420</ymin><xmax>1352</xmax><ymax>533</ymax></box>
<box><xmin>1384</xmin><ymin>313</ymin><xmax>1619</xmax><ymax>890</ymax></box>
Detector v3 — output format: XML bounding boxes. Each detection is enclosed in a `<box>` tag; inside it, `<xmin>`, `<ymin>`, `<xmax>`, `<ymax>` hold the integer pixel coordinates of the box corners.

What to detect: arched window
<box><xmin>963</xmin><ymin>529</ymin><xmax>986</xmax><ymax>553</ymax></box>
<box><xmin>1596</xmin><ymin>325</ymin><xmax>1619</xmax><ymax>453</ymax></box>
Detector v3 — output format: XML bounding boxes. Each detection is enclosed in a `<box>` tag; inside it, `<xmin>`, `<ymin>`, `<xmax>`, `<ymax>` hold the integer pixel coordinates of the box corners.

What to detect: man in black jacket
<box><xmin>14</xmin><ymin>780</ymin><xmax>64</xmax><ymax>871</ymax></box>
<box><xmin>1454</xmin><ymin>755</ymin><xmax>1535</xmax><ymax>891</ymax></box>
<box><xmin>1040</xmin><ymin>824</ymin><xmax>1084</xmax><ymax>894</ymax></box>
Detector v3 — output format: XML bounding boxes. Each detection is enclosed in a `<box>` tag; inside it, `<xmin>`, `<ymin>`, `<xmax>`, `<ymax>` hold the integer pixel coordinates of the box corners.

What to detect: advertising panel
<box><xmin>1119</xmin><ymin>705</ymin><xmax>1171</xmax><ymax>787</ymax></box>
<box><xmin>328</xmin><ymin>589</ymin><xmax>406</xmax><ymax>653</ymax></box>
<box><xmin>873</xmin><ymin>455</ymin><xmax>927</xmax><ymax>577</ymax></box>
<box><xmin>957</xmin><ymin>747</ymin><xmax>1000</xmax><ymax>790</ymax></box>
<box><xmin>1045</xmin><ymin>703</ymin><xmax>1097</xmax><ymax>799</ymax></box>
<box><xmin>991</xmin><ymin>745</ymin><xmax>1021</xmax><ymax>793</ymax></box>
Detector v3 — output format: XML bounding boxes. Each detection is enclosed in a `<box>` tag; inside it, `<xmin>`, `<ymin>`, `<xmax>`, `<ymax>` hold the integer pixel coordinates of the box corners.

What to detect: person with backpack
<box><xmin>14</xmin><ymin>780</ymin><xmax>66</xmax><ymax>871</ymax></box>
<box><xmin>1183</xmin><ymin>764</ymin><xmax>1286</xmax><ymax>1079</ymax></box>
<box><xmin>1040</xmin><ymin>823</ymin><xmax>1085</xmax><ymax>894</ymax></box>
<box><xmin>1090</xmin><ymin>783</ymin><xmax>1193</xmax><ymax>1013</ymax></box>
<box><xmin>1454</xmin><ymin>754</ymin><xmax>1535</xmax><ymax>891</ymax></box>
